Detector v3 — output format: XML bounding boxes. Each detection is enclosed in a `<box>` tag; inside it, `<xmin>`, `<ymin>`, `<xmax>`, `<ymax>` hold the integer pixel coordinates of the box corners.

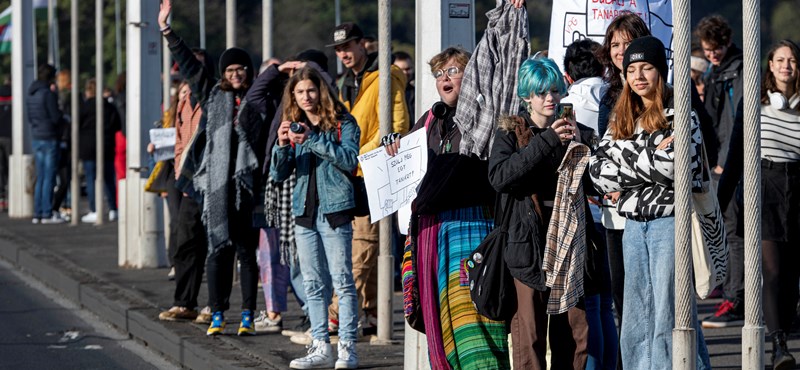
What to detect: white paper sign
<box><xmin>149</xmin><ymin>128</ymin><xmax>176</xmax><ymax>162</ymax></box>
<box><xmin>548</xmin><ymin>0</ymin><xmax>673</xmax><ymax>77</ymax></box>
<box><xmin>358</xmin><ymin>128</ymin><xmax>428</xmax><ymax>223</ymax></box>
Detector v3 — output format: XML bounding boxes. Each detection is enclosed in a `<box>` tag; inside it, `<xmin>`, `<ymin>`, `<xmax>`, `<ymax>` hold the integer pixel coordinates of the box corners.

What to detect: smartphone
<box><xmin>558</xmin><ymin>103</ymin><xmax>574</xmax><ymax>121</ymax></box>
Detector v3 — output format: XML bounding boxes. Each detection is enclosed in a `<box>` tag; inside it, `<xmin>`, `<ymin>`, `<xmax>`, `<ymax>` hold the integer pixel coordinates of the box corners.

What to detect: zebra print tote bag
<box><xmin>691</xmin><ymin>141</ymin><xmax>729</xmax><ymax>299</ymax></box>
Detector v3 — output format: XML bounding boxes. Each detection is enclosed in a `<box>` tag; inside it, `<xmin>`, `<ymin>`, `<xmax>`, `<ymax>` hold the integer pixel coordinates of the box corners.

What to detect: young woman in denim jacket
<box><xmin>270</xmin><ymin>67</ymin><xmax>361</xmax><ymax>370</ymax></box>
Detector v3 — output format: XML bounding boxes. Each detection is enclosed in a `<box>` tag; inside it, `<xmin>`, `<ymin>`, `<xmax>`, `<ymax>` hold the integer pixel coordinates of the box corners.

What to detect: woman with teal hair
<box><xmin>489</xmin><ymin>57</ymin><xmax>602</xmax><ymax>369</ymax></box>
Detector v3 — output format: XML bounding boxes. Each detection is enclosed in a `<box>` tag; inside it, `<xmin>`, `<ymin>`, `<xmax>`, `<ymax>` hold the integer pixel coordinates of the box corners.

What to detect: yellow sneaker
<box><xmin>206</xmin><ymin>311</ymin><xmax>225</xmax><ymax>336</ymax></box>
<box><xmin>238</xmin><ymin>310</ymin><xmax>256</xmax><ymax>336</ymax></box>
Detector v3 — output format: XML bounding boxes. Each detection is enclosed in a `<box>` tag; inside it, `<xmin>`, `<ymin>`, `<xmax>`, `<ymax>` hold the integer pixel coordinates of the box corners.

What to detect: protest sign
<box><xmin>357</xmin><ymin>128</ymin><xmax>428</xmax><ymax>223</ymax></box>
<box><xmin>149</xmin><ymin>128</ymin><xmax>176</xmax><ymax>162</ymax></box>
<box><xmin>548</xmin><ymin>0</ymin><xmax>673</xmax><ymax>77</ymax></box>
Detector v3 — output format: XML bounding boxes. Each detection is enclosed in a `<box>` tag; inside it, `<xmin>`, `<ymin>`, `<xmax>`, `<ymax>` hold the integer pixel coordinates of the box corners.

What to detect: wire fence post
<box><xmin>374</xmin><ymin>0</ymin><xmax>395</xmax><ymax>345</ymax></box>
<box><xmin>672</xmin><ymin>0</ymin><xmax>697</xmax><ymax>368</ymax></box>
<box><xmin>740</xmin><ymin>0</ymin><xmax>765</xmax><ymax>367</ymax></box>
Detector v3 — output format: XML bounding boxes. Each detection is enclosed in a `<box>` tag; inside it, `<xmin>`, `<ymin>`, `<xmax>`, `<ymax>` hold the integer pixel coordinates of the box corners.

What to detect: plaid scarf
<box><xmin>265</xmin><ymin>171</ymin><xmax>297</xmax><ymax>266</ymax></box>
<box><xmin>543</xmin><ymin>141</ymin><xmax>590</xmax><ymax>314</ymax></box>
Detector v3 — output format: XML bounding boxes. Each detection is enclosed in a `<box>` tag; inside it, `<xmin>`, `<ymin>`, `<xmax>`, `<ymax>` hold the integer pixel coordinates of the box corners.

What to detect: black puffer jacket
<box><xmin>488</xmin><ymin>111</ymin><xmax>600</xmax><ymax>292</ymax></box>
<box><xmin>26</xmin><ymin>80</ymin><xmax>63</xmax><ymax>140</ymax></box>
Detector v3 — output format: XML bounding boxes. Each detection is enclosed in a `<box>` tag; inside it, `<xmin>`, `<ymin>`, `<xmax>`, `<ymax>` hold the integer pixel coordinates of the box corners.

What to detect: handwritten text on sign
<box><xmin>149</xmin><ymin>128</ymin><xmax>176</xmax><ymax>161</ymax></box>
<box><xmin>357</xmin><ymin>128</ymin><xmax>428</xmax><ymax>223</ymax></box>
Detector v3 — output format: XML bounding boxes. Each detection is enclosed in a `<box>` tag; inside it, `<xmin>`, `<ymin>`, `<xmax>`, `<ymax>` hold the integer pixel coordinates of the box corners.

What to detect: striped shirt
<box><xmin>760</xmin><ymin>100</ymin><xmax>800</xmax><ymax>162</ymax></box>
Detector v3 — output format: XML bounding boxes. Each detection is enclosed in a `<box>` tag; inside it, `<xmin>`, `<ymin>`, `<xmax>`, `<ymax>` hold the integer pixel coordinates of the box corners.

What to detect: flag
<box><xmin>0</xmin><ymin>0</ymin><xmax>49</xmax><ymax>55</ymax></box>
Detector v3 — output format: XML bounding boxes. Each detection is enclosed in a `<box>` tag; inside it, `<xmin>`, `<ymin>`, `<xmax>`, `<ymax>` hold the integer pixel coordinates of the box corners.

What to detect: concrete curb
<box><xmin>0</xmin><ymin>232</ymin><xmax>281</xmax><ymax>370</ymax></box>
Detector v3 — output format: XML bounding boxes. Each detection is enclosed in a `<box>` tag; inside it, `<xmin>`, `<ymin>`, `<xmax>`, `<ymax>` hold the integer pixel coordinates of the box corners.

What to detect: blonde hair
<box><xmin>610</xmin><ymin>74</ymin><xmax>670</xmax><ymax>140</ymax></box>
<box><xmin>281</xmin><ymin>67</ymin><xmax>344</xmax><ymax>133</ymax></box>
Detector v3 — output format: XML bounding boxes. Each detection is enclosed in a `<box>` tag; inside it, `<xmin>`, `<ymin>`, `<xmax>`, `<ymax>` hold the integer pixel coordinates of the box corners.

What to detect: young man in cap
<box><xmin>328</xmin><ymin>21</ymin><xmax>409</xmax><ymax>337</ymax></box>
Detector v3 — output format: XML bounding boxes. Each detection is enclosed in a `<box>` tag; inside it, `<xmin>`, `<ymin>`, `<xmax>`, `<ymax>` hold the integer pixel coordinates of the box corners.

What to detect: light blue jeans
<box><xmin>620</xmin><ymin>216</ymin><xmax>711</xmax><ymax>370</ymax></box>
<box><xmin>32</xmin><ymin>139</ymin><xmax>59</xmax><ymax>218</ymax></box>
<box><xmin>295</xmin><ymin>210</ymin><xmax>358</xmax><ymax>342</ymax></box>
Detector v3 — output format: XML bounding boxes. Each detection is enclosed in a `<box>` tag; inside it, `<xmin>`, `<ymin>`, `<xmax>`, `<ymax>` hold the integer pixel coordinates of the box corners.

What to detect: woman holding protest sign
<box><xmin>382</xmin><ymin>47</ymin><xmax>507</xmax><ymax>370</ymax></box>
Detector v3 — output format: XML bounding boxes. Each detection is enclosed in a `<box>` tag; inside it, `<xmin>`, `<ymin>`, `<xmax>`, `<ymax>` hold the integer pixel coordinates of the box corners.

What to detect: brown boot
<box><xmin>158</xmin><ymin>306</ymin><xmax>198</xmax><ymax>321</ymax></box>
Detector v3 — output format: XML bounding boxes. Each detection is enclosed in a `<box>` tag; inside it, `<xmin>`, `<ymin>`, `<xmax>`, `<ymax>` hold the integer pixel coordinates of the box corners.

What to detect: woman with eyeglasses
<box><xmin>382</xmin><ymin>47</ymin><xmax>509</xmax><ymax>369</ymax></box>
<box><xmin>488</xmin><ymin>56</ymin><xmax>599</xmax><ymax>369</ymax></box>
<box><xmin>271</xmin><ymin>66</ymin><xmax>361</xmax><ymax>369</ymax></box>
<box><xmin>158</xmin><ymin>0</ymin><xmax>268</xmax><ymax>337</ymax></box>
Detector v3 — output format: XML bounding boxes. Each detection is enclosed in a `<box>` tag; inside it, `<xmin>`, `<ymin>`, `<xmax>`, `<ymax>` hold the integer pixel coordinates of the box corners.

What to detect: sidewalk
<box><xmin>0</xmin><ymin>214</ymin><xmax>405</xmax><ymax>370</ymax></box>
<box><xmin>1</xmin><ymin>212</ymin><xmax>799</xmax><ymax>369</ymax></box>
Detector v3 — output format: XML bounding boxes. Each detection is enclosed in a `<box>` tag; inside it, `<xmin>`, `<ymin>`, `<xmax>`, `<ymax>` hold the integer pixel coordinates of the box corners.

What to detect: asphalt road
<box><xmin>0</xmin><ymin>260</ymin><xmax>178</xmax><ymax>370</ymax></box>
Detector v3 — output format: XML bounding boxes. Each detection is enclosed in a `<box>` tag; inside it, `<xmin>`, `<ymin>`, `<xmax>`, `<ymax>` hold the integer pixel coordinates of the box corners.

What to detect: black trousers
<box><xmin>165</xmin><ymin>173</ymin><xmax>181</xmax><ymax>267</ymax></box>
<box><xmin>172</xmin><ymin>196</ymin><xmax>207</xmax><ymax>309</ymax></box>
<box><xmin>51</xmin><ymin>146</ymin><xmax>70</xmax><ymax>211</ymax></box>
<box><xmin>206</xmin><ymin>207</ymin><xmax>259</xmax><ymax>313</ymax></box>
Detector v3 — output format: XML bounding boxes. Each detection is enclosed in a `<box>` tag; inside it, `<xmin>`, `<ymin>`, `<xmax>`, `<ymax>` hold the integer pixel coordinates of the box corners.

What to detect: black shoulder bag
<box><xmin>466</xmin><ymin>193</ymin><xmax>517</xmax><ymax>321</ymax></box>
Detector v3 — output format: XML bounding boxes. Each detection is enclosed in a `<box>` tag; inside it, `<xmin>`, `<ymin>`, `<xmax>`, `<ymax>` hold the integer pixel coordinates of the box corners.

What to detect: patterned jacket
<box><xmin>589</xmin><ymin>108</ymin><xmax>703</xmax><ymax>221</ymax></box>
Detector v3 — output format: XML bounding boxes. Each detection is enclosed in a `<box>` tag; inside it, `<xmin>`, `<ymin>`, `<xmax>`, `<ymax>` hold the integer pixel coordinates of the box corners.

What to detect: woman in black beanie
<box><xmin>158</xmin><ymin>0</ymin><xmax>269</xmax><ymax>336</ymax></box>
<box><xmin>589</xmin><ymin>36</ymin><xmax>711</xmax><ymax>369</ymax></box>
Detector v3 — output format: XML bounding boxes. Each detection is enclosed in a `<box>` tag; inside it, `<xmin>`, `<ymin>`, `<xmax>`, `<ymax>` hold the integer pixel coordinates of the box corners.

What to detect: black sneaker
<box><xmin>702</xmin><ymin>300</ymin><xmax>744</xmax><ymax>328</ymax></box>
<box><xmin>281</xmin><ymin>315</ymin><xmax>310</xmax><ymax>337</ymax></box>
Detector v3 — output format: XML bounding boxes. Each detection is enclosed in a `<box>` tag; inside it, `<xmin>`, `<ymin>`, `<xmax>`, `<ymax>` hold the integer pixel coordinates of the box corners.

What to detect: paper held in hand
<box><xmin>357</xmin><ymin>128</ymin><xmax>428</xmax><ymax>226</ymax></box>
<box><xmin>149</xmin><ymin>128</ymin><xmax>176</xmax><ymax>162</ymax></box>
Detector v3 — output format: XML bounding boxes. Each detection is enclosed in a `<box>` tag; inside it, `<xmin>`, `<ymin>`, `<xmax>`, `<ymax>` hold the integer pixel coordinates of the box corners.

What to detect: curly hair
<box><xmin>281</xmin><ymin>67</ymin><xmax>346</xmax><ymax>133</ymax></box>
<box><xmin>564</xmin><ymin>39</ymin><xmax>603</xmax><ymax>81</ymax></box>
<box><xmin>761</xmin><ymin>40</ymin><xmax>800</xmax><ymax>105</ymax></box>
<box><xmin>694</xmin><ymin>15</ymin><xmax>732</xmax><ymax>49</ymax></box>
<box><xmin>428</xmin><ymin>47</ymin><xmax>471</xmax><ymax>74</ymax></box>
<box><xmin>596</xmin><ymin>12</ymin><xmax>651</xmax><ymax>107</ymax></box>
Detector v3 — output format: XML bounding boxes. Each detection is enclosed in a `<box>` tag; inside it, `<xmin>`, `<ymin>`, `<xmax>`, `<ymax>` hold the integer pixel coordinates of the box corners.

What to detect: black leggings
<box><xmin>762</xmin><ymin>240</ymin><xmax>800</xmax><ymax>334</ymax></box>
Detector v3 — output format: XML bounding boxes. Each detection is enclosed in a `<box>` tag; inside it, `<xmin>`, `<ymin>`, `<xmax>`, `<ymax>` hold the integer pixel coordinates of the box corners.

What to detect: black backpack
<box><xmin>466</xmin><ymin>194</ymin><xmax>517</xmax><ymax>321</ymax></box>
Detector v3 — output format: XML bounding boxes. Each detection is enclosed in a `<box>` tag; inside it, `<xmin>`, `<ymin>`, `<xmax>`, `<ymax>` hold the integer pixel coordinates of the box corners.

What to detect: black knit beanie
<box><xmin>219</xmin><ymin>47</ymin><xmax>254</xmax><ymax>83</ymax></box>
<box><xmin>295</xmin><ymin>49</ymin><xmax>329</xmax><ymax>73</ymax></box>
<box><xmin>623</xmin><ymin>36</ymin><xmax>668</xmax><ymax>80</ymax></box>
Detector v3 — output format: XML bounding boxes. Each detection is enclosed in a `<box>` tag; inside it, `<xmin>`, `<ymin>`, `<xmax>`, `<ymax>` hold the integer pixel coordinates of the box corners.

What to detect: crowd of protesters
<box><xmin>6</xmin><ymin>0</ymin><xmax>800</xmax><ymax>369</ymax></box>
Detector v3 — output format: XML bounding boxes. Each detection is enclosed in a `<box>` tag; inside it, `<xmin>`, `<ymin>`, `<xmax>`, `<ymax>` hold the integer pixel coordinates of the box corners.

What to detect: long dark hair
<box><xmin>761</xmin><ymin>40</ymin><xmax>800</xmax><ymax>105</ymax></box>
<box><xmin>597</xmin><ymin>12</ymin><xmax>651</xmax><ymax>107</ymax></box>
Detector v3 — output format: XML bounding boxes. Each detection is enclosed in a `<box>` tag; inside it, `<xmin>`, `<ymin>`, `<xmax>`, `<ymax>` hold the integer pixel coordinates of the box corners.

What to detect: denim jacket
<box><xmin>270</xmin><ymin>115</ymin><xmax>361</xmax><ymax>217</ymax></box>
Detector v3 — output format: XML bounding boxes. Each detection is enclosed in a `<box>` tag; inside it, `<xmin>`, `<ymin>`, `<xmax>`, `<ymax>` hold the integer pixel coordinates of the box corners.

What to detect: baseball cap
<box><xmin>327</xmin><ymin>22</ymin><xmax>364</xmax><ymax>48</ymax></box>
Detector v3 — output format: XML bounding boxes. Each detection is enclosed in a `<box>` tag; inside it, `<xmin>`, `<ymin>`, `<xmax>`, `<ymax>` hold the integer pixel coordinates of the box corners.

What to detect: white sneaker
<box><xmin>290</xmin><ymin>330</ymin><xmax>313</xmax><ymax>345</ymax></box>
<box><xmin>335</xmin><ymin>340</ymin><xmax>358</xmax><ymax>369</ymax></box>
<box><xmin>108</xmin><ymin>210</ymin><xmax>118</xmax><ymax>221</ymax></box>
<box><xmin>289</xmin><ymin>339</ymin><xmax>334</xmax><ymax>369</ymax></box>
<box><xmin>81</xmin><ymin>212</ymin><xmax>97</xmax><ymax>223</ymax></box>
<box><xmin>41</xmin><ymin>212</ymin><xmax>66</xmax><ymax>224</ymax></box>
<box><xmin>254</xmin><ymin>311</ymin><xmax>282</xmax><ymax>333</ymax></box>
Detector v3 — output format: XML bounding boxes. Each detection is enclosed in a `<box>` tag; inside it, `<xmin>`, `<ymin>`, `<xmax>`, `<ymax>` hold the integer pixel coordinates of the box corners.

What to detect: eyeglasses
<box><xmin>433</xmin><ymin>66</ymin><xmax>463</xmax><ymax>80</ymax></box>
<box><xmin>224</xmin><ymin>66</ymin><xmax>247</xmax><ymax>75</ymax></box>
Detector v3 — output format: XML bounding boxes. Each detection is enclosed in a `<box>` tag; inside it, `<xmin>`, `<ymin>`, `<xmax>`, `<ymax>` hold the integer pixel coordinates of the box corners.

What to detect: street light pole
<box><xmin>70</xmin><ymin>0</ymin><xmax>80</xmax><ymax>226</ymax></box>
<box><xmin>226</xmin><ymin>0</ymin><xmax>236</xmax><ymax>48</ymax></box>
<box><xmin>375</xmin><ymin>0</ymin><xmax>394</xmax><ymax>345</ymax></box>
<box><xmin>262</xmin><ymin>0</ymin><xmax>272</xmax><ymax>60</ymax></box>
<box><xmin>95</xmin><ymin>0</ymin><xmax>105</xmax><ymax>225</ymax></box>
<box><xmin>199</xmin><ymin>0</ymin><xmax>206</xmax><ymax>49</ymax></box>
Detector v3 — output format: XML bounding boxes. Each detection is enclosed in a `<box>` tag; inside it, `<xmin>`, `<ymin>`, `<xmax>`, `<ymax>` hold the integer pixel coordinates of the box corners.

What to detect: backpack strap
<box><xmin>424</xmin><ymin>109</ymin><xmax>434</xmax><ymax>130</ymax></box>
